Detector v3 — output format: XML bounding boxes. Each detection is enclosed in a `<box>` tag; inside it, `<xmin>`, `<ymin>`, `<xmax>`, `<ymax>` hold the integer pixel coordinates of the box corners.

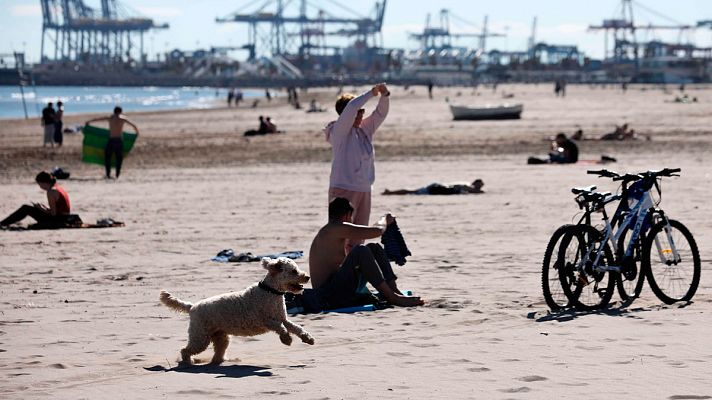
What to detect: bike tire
<box><xmin>558</xmin><ymin>224</ymin><xmax>616</xmax><ymax>311</ymax></box>
<box><xmin>541</xmin><ymin>224</ymin><xmax>576</xmax><ymax>310</ymax></box>
<box><xmin>615</xmin><ymin>226</ymin><xmax>646</xmax><ymax>301</ymax></box>
<box><xmin>643</xmin><ymin>219</ymin><xmax>701</xmax><ymax>304</ymax></box>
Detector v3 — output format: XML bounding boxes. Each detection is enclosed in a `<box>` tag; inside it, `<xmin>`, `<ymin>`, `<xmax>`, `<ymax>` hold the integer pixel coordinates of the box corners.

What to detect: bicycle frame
<box><xmin>577</xmin><ymin>182</ymin><xmax>663</xmax><ymax>274</ymax></box>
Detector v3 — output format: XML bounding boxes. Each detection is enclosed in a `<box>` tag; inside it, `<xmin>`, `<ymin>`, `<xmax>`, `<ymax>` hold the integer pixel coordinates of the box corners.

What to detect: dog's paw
<box><xmin>300</xmin><ymin>333</ymin><xmax>315</xmax><ymax>345</ymax></box>
<box><xmin>280</xmin><ymin>333</ymin><xmax>293</xmax><ymax>346</ymax></box>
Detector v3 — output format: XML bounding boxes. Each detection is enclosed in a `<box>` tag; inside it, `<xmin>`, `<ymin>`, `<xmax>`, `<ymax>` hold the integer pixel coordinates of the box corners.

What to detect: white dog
<box><xmin>160</xmin><ymin>257</ymin><xmax>315</xmax><ymax>365</ymax></box>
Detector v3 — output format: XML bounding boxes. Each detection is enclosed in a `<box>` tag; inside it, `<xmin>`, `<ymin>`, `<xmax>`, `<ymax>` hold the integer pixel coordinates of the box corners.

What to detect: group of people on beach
<box><xmin>3</xmin><ymin>106</ymin><xmax>140</xmax><ymax>228</ymax></box>
<box><xmin>41</xmin><ymin>101</ymin><xmax>65</xmax><ymax>147</ymax></box>
<box><xmin>226</xmin><ymin>88</ymin><xmax>244</xmax><ymax>107</ymax></box>
<box><xmin>244</xmin><ymin>115</ymin><xmax>281</xmax><ymax>136</ymax></box>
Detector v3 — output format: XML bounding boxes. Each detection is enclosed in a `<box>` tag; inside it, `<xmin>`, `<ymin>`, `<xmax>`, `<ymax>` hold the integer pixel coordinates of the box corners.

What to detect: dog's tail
<box><xmin>160</xmin><ymin>291</ymin><xmax>192</xmax><ymax>313</ymax></box>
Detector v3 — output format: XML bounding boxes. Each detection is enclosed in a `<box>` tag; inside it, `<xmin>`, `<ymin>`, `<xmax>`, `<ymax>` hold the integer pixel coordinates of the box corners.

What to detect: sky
<box><xmin>1</xmin><ymin>0</ymin><xmax>711</xmax><ymax>64</ymax></box>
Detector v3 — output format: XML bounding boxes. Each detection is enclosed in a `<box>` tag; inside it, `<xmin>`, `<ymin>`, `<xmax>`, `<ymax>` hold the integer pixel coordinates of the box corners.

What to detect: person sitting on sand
<box><xmin>549</xmin><ymin>133</ymin><xmax>578</xmax><ymax>164</ymax></box>
<box><xmin>265</xmin><ymin>117</ymin><xmax>281</xmax><ymax>133</ymax></box>
<box><xmin>1</xmin><ymin>171</ymin><xmax>72</xmax><ymax>228</ymax></box>
<box><xmin>85</xmin><ymin>106</ymin><xmax>140</xmax><ymax>179</ymax></box>
<box><xmin>383</xmin><ymin>179</ymin><xmax>484</xmax><ymax>195</ymax></box>
<box><xmin>309</xmin><ymin>198</ymin><xmax>424</xmax><ymax>308</ymax></box>
<box><xmin>244</xmin><ymin>116</ymin><xmax>270</xmax><ymax>136</ymax></box>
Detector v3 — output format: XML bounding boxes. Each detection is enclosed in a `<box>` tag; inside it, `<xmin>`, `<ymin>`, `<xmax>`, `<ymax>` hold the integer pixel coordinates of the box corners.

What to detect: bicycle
<box><xmin>543</xmin><ymin>168</ymin><xmax>701</xmax><ymax>310</ymax></box>
<box><xmin>541</xmin><ymin>185</ymin><xmax>620</xmax><ymax>310</ymax></box>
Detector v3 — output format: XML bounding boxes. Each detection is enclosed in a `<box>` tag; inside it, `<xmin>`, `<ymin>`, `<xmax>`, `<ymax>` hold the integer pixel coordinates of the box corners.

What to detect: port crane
<box><xmin>39</xmin><ymin>0</ymin><xmax>168</xmax><ymax>65</ymax></box>
<box><xmin>216</xmin><ymin>0</ymin><xmax>387</xmax><ymax>60</ymax></box>
<box><xmin>409</xmin><ymin>9</ymin><xmax>505</xmax><ymax>53</ymax></box>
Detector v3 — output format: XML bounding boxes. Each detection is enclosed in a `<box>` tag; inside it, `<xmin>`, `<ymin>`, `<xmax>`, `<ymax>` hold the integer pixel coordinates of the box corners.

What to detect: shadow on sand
<box><xmin>528</xmin><ymin>300</ymin><xmax>694</xmax><ymax>323</ymax></box>
<box><xmin>144</xmin><ymin>364</ymin><xmax>274</xmax><ymax>378</ymax></box>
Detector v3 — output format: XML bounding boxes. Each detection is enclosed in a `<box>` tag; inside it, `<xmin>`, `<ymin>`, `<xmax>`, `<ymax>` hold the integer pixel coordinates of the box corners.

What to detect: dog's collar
<box><xmin>258</xmin><ymin>281</ymin><xmax>285</xmax><ymax>296</ymax></box>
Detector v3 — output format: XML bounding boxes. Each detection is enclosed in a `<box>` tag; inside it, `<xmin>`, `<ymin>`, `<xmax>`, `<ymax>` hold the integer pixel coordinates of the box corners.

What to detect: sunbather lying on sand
<box><xmin>383</xmin><ymin>179</ymin><xmax>484</xmax><ymax>195</ymax></box>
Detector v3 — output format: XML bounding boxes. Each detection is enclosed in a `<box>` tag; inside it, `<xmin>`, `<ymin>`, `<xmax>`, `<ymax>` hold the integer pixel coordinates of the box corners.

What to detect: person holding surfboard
<box><xmin>85</xmin><ymin>107</ymin><xmax>140</xmax><ymax>179</ymax></box>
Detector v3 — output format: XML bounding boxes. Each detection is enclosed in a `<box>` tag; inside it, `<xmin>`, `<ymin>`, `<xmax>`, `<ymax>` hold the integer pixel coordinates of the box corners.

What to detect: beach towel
<box><xmin>285</xmin><ymin>289</ymin><xmax>413</xmax><ymax>315</ymax></box>
<box><xmin>381</xmin><ymin>221</ymin><xmax>412</xmax><ymax>266</ymax></box>
<box><xmin>81</xmin><ymin>125</ymin><xmax>137</xmax><ymax>166</ymax></box>
<box><xmin>211</xmin><ymin>249</ymin><xmax>304</xmax><ymax>263</ymax></box>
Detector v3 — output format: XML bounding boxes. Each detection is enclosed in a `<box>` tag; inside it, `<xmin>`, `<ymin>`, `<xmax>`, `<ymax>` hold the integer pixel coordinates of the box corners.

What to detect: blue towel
<box><xmin>380</xmin><ymin>221</ymin><xmax>411</xmax><ymax>266</ymax></box>
<box><xmin>212</xmin><ymin>249</ymin><xmax>303</xmax><ymax>263</ymax></box>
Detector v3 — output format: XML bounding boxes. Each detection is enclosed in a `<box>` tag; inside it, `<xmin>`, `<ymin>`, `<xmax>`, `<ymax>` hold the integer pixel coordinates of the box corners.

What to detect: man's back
<box><xmin>562</xmin><ymin>139</ymin><xmax>579</xmax><ymax>163</ymax></box>
<box><xmin>309</xmin><ymin>220</ymin><xmax>384</xmax><ymax>288</ymax></box>
<box><xmin>309</xmin><ymin>223</ymin><xmax>347</xmax><ymax>288</ymax></box>
<box><xmin>108</xmin><ymin>114</ymin><xmax>126</xmax><ymax>138</ymax></box>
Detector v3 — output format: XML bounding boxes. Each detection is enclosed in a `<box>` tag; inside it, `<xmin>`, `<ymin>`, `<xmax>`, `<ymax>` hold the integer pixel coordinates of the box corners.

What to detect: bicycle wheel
<box><xmin>643</xmin><ymin>219</ymin><xmax>701</xmax><ymax>304</ymax></box>
<box><xmin>542</xmin><ymin>225</ymin><xmax>576</xmax><ymax>310</ymax></box>
<box><xmin>558</xmin><ymin>224</ymin><xmax>616</xmax><ymax>311</ymax></box>
<box><xmin>615</xmin><ymin>226</ymin><xmax>646</xmax><ymax>301</ymax></box>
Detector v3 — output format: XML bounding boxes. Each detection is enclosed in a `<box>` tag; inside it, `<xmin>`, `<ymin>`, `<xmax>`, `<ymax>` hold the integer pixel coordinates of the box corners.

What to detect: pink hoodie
<box><xmin>324</xmin><ymin>91</ymin><xmax>389</xmax><ymax>192</ymax></box>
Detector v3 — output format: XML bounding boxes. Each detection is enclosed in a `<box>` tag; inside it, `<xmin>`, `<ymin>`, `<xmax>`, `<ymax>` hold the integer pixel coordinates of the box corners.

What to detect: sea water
<box><xmin>0</xmin><ymin>85</ymin><xmax>261</xmax><ymax>119</ymax></box>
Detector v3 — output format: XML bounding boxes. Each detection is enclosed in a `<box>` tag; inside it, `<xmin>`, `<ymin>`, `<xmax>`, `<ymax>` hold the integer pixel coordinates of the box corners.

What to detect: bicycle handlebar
<box><xmin>608</xmin><ymin>168</ymin><xmax>682</xmax><ymax>182</ymax></box>
<box><xmin>586</xmin><ymin>169</ymin><xmax>619</xmax><ymax>178</ymax></box>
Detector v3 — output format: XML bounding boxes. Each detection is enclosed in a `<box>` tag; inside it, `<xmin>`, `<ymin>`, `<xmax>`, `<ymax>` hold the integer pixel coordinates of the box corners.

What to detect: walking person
<box><xmin>85</xmin><ymin>106</ymin><xmax>140</xmax><ymax>179</ymax></box>
<box><xmin>53</xmin><ymin>101</ymin><xmax>64</xmax><ymax>147</ymax></box>
<box><xmin>41</xmin><ymin>102</ymin><xmax>55</xmax><ymax>147</ymax></box>
<box><xmin>324</xmin><ymin>82</ymin><xmax>390</xmax><ymax>251</ymax></box>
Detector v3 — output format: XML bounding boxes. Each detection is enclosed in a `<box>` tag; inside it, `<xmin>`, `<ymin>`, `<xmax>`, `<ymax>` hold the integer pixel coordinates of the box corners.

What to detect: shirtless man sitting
<box><xmin>309</xmin><ymin>198</ymin><xmax>424</xmax><ymax>308</ymax></box>
<box><xmin>85</xmin><ymin>106</ymin><xmax>139</xmax><ymax>179</ymax></box>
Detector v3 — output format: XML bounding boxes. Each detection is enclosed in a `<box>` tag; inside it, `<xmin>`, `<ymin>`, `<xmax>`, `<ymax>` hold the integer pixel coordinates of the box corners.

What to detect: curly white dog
<box><xmin>160</xmin><ymin>257</ymin><xmax>315</xmax><ymax>365</ymax></box>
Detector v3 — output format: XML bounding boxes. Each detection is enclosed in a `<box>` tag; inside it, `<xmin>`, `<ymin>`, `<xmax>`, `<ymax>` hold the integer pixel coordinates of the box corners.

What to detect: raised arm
<box><xmin>122</xmin><ymin>117</ymin><xmax>140</xmax><ymax>135</ymax></box>
<box><xmin>329</xmin><ymin>88</ymin><xmax>377</xmax><ymax>139</ymax></box>
<box><xmin>361</xmin><ymin>85</ymin><xmax>390</xmax><ymax>136</ymax></box>
<box><xmin>85</xmin><ymin>116</ymin><xmax>110</xmax><ymax>125</ymax></box>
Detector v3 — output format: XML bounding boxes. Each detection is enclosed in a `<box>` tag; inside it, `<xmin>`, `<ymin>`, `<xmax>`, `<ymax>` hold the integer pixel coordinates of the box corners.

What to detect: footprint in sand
<box><xmin>518</xmin><ymin>375</ymin><xmax>547</xmax><ymax>382</ymax></box>
<box><xmin>499</xmin><ymin>386</ymin><xmax>531</xmax><ymax>393</ymax></box>
<box><xmin>669</xmin><ymin>396</ymin><xmax>712</xmax><ymax>400</ymax></box>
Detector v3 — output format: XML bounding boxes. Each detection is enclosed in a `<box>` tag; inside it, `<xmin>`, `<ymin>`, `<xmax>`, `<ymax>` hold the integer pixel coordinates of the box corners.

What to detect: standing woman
<box><xmin>324</xmin><ymin>82</ymin><xmax>390</xmax><ymax>249</ymax></box>
<box><xmin>54</xmin><ymin>101</ymin><xmax>64</xmax><ymax>147</ymax></box>
<box><xmin>0</xmin><ymin>171</ymin><xmax>71</xmax><ymax>228</ymax></box>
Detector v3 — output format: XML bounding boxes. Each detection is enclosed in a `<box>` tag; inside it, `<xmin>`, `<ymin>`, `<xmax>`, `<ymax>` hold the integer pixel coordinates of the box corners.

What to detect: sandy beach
<box><xmin>1</xmin><ymin>84</ymin><xmax>711</xmax><ymax>399</ymax></box>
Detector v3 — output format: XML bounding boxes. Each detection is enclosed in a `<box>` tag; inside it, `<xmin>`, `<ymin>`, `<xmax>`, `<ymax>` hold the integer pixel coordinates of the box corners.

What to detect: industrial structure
<box><xmin>216</xmin><ymin>0</ymin><xmax>388</xmax><ymax>77</ymax></box>
<box><xmin>39</xmin><ymin>0</ymin><xmax>168</xmax><ymax>65</ymax></box>
<box><xmin>588</xmin><ymin>0</ymin><xmax>711</xmax><ymax>82</ymax></box>
<box><xmin>0</xmin><ymin>0</ymin><xmax>704</xmax><ymax>86</ymax></box>
<box><xmin>409</xmin><ymin>10</ymin><xmax>505</xmax><ymax>54</ymax></box>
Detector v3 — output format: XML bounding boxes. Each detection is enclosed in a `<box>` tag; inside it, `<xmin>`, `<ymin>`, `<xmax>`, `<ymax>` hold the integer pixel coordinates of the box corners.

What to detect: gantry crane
<box><xmin>588</xmin><ymin>0</ymin><xmax>698</xmax><ymax>62</ymax></box>
<box><xmin>409</xmin><ymin>9</ymin><xmax>505</xmax><ymax>53</ymax></box>
<box><xmin>39</xmin><ymin>0</ymin><xmax>168</xmax><ymax>65</ymax></box>
<box><xmin>216</xmin><ymin>0</ymin><xmax>387</xmax><ymax>60</ymax></box>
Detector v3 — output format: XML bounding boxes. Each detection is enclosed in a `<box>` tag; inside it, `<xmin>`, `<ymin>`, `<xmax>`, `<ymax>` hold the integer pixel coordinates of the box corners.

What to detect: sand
<box><xmin>1</xmin><ymin>84</ymin><xmax>711</xmax><ymax>399</ymax></box>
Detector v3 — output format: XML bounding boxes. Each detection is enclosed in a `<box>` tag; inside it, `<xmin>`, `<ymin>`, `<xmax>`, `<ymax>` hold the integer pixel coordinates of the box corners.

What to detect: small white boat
<box><xmin>449</xmin><ymin>103</ymin><xmax>523</xmax><ymax>120</ymax></box>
